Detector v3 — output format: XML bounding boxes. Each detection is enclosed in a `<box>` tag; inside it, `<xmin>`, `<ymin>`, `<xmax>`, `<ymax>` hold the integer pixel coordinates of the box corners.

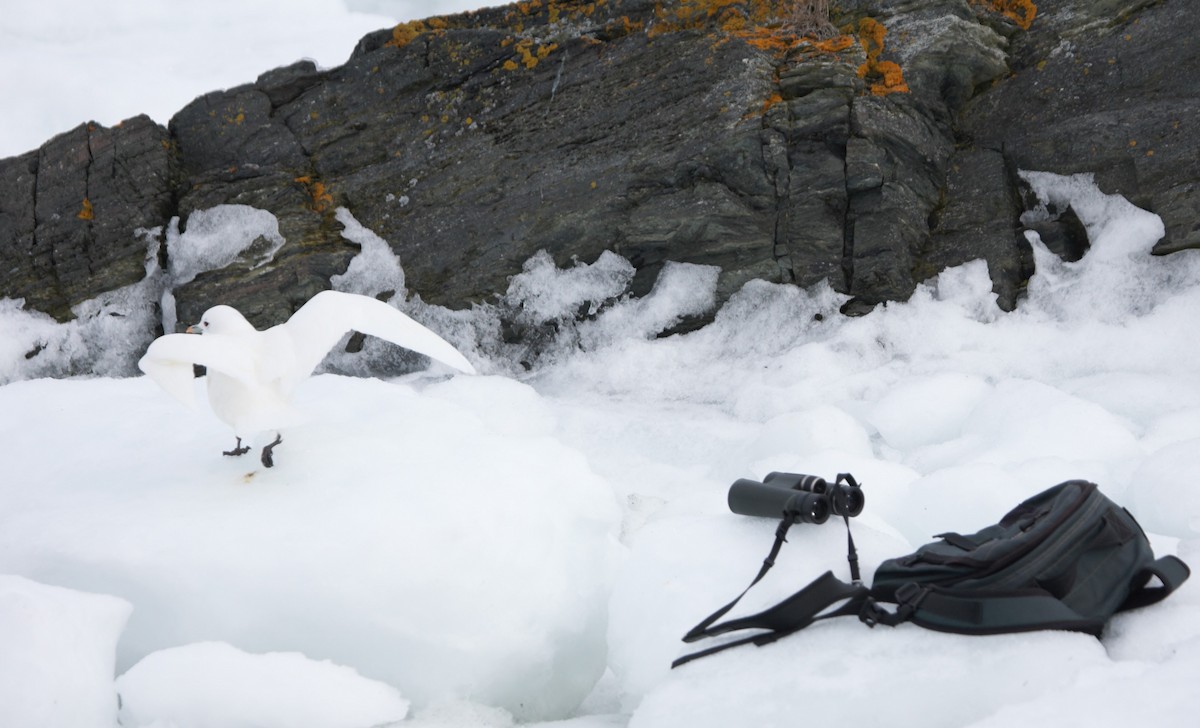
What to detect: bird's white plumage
<box><xmin>138</xmin><ymin>291</ymin><xmax>476</xmax><ymax>436</ymax></box>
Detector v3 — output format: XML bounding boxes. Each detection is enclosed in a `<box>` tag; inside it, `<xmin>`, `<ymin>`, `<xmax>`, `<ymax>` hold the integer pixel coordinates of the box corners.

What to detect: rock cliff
<box><xmin>1</xmin><ymin>0</ymin><xmax>1196</xmax><ymax>372</ymax></box>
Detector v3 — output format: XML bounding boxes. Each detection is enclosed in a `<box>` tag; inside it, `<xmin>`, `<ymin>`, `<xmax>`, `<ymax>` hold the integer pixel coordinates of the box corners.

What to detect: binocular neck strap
<box><xmin>844</xmin><ymin>513</ymin><xmax>862</xmax><ymax>583</ymax></box>
<box><xmin>674</xmin><ymin>510</ymin><xmax>866</xmax><ymax>668</ymax></box>
<box><xmin>679</xmin><ymin>511</ymin><xmax>800</xmax><ymax>644</ymax></box>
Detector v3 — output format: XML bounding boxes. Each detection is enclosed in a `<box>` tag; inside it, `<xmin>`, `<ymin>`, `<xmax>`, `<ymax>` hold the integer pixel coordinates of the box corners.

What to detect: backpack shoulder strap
<box><xmin>674</xmin><ymin>571</ymin><xmax>868</xmax><ymax>667</ymax></box>
<box><xmin>1120</xmin><ymin>555</ymin><xmax>1191</xmax><ymax>612</ymax></box>
<box><xmin>673</xmin><ymin>510</ymin><xmax>868</xmax><ymax>668</ymax></box>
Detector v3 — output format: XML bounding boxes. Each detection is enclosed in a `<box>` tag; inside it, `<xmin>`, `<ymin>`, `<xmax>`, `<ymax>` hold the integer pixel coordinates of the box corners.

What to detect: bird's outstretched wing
<box><xmin>279</xmin><ymin>290</ymin><xmax>476</xmax><ymax>392</ymax></box>
<box><xmin>138</xmin><ymin>333</ymin><xmax>260</xmax><ymax>410</ymax></box>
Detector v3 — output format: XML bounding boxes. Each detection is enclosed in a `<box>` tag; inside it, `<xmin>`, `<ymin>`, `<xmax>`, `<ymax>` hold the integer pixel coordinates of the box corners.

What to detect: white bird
<box><xmin>138</xmin><ymin>290</ymin><xmax>476</xmax><ymax>467</ymax></box>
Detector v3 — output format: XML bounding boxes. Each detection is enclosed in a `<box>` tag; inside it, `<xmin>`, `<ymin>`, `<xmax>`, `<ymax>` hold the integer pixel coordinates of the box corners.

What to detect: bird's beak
<box><xmin>185</xmin><ymin>324</ymin><xmax>202</xmax><ymax>334</ymax></box>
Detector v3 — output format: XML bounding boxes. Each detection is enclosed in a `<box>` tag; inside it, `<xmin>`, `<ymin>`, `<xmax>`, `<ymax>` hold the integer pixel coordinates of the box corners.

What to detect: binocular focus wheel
<box><xmin>764</xmin><ymin>472</ymin><xmax>828</xmax><ymax>494</ymax></box>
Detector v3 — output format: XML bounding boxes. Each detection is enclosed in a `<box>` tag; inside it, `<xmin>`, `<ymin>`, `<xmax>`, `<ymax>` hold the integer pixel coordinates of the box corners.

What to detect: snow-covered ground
<box><xmin>2</xmin><ymin>3</ymin><xmax>1200</xmax><ymax>728</ymax></box>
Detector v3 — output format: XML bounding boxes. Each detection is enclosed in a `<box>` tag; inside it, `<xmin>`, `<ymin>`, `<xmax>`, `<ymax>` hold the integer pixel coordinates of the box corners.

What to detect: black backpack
<box><xmin>674</xmin><ymin>479</ymin><xmax>1190</xmax><ymax>667</ymax></box>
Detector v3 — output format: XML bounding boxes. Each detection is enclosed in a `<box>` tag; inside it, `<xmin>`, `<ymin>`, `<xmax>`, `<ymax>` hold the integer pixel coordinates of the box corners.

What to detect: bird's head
<box><xmin>186</xmin><ymin>305</ymin><xmax>257</xmax><ymax>335</ymax></box>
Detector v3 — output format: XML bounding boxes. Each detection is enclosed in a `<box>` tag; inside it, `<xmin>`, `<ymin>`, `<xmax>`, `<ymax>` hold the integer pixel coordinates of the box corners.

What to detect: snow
<box><xmin>0</xmin><ymin>575</ymin><xmax>131</xmax><ymax>728</ymax></box>
<box><xmin>116</xmin><ymin>642</ymin><xmax>410</xmax><ymax>728</ymax></box>
<box><xmin>2</xmin><ymin>168</ymin><xmax>1199</xmax><ymax>727</ymax></box>
<box><xmin>3</xmin><ymin>4</ymin><xmax>1200</xmax><ymax>727</ymax></box>
<box><xmin>0</xmin><ymin>373</ymin><xmax>618</xmax><ymax>723</ymax></box>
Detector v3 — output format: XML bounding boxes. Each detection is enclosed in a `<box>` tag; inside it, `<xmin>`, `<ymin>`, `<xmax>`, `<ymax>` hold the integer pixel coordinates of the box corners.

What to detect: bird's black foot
<box><xmin>223</xmin><ymin>437</ymin><xmax>251</xmax><ymax>457</ymax></box>
<box><xmin>261</xmin><ymin>434</ymin><xmax>283</xmax><ymax>468</ymax></box>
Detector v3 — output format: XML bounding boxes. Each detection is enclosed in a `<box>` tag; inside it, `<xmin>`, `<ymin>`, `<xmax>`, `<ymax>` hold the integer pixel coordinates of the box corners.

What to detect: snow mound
<box><xmin>0</xmin><ymin>575</ymin><xmax>131</xmax><ymax>728</ymax></box>
<box><xmin>0</xmin><ymin>374</ymin><xmax>621</xmax><ymax>722</ymax></box>
<box><xmin>116</xmin><ymin>641</ymin><xmax>410</xmax><ymax>728</ymax></box>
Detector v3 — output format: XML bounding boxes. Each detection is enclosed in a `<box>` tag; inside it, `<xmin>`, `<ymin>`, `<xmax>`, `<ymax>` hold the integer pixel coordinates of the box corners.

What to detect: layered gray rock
<box><xmin>0</xmin><ymin>116</ymin><xmax>176</xmax><ymax>321</ymax></box>
<box><xmin>1</xmin><ymin>0</ymin><xmax>1197</xmax><ymax>372</ymax></box>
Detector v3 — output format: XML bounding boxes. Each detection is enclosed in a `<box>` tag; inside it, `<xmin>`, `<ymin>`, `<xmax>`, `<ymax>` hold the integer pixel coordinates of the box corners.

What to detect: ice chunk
<box><xmin>167</xmin><ymin>204</ymin><xmax>286</xmax><ymax>285</ymax></box>
<box><xmin>0</xmin><ymin>575</ymin><xmax>131</xmax><ymax>728</ymax></box>
<box><xmin>580</xmin><ymin>261</ymin><xmax>720</xmax><ymax>346</ymax></box>
<box><xmin>330</xmin><ymin>206</ymin><xmax>406</xmax><ymax>300</ymax></box>
<box><xmin>116</xmin><ymin>642</ymin><xmax>410</xmax><ymax>728</ymax></box>
<box><xmin>504</xmin><ymin>250</ymin><xmax>635</xmax><ymax>323</ymax></box>
<box><xmin>1018</xmin><ymin>171</ymin><xmax>1191</xmax><ymax>323</ymax></box>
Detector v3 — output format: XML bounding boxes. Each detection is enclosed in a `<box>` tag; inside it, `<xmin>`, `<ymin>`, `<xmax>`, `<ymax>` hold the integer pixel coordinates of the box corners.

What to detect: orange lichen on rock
<box><xmin>77</xmin><ymin>198</ymin><xmax>94</xmax><ymax>221</ymax></box>
<box><xmin>811</xmin><ymin>34</ymin><xmax>855</xmax><ymax>53</ymax></box>
<box><xmin>650</xmin><ymin>0</ymin><xmax>784</xmax><ymax>36</ymax></box>
<box><xmin>759</xmin><ymin>91</ymin><xmax>784</xmax><ymax>115</ymax></box>
<box><xmin>384</xmin><ymin>16</ymin><xmax>454</xmax><ymax>48</ymax></box>
<box><xmin>509</xmin><ymin>0</ymin><xmax>604</xmax><ymax>26</ymax></box>
<box><xmin>737</xmin><ymin>26</ymin><xmax>801</xmax><ymax>54</ymax></box>
<box><xmin>386</xmin><ymin>20</ymin><xmax>429</xmax><ymax>48</ymax></box>
<box><xmin>973</xmin><ymin>0</ymin><xmax>1037</xmax><ymax>30</ymax></box>
<box><xmin>856</xmin><ymin>17</ymin><xmax>909</xmax><ymax>96</ymax></box>
<box><xmin>294</xmin><ymin>176</ymin><xmax>333</xmax><ymax>212</ymax></box>
<box><xmin>503</xmin><ymin>37</ymin><xmax>559</xmax><ymax>70</ymax></box>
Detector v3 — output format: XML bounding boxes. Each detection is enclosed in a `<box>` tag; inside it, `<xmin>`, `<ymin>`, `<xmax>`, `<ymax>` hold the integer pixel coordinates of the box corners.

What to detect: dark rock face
<box><xmin>0</xmin><ymin>116</ymin><xmax>176</xmax><ymax>321</ymax></box>
<box><xmin>1</xmin><ymin>0</ymin><xmax>1198</xmax><ymax>370</ymax></box>
<box><xmin>960</xmin><ymin>0</ymin><xmax>1200</xmax><ymax>257</ymax></box>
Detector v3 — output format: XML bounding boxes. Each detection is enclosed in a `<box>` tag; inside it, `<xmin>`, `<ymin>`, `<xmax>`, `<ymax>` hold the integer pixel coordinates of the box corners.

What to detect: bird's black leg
<box><xmin>223</xmin><ymin>437</ymin><xmax>251</xmax><ymax>457</ymax></box>
<box><xmin>261</xmin><ymin>434</ymin><xmax>283</xmax><ymax>468</ymax></box>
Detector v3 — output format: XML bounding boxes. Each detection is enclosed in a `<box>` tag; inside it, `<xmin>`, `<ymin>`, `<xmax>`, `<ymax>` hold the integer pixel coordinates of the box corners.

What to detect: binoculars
<box><xmin>728</xmin><ymin>471</ymin><xmax>865</xmax><ymax>524</ymax></box>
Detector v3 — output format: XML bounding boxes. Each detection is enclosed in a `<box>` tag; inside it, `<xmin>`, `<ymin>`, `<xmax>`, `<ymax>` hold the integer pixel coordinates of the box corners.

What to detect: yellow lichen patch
<box><xmin>507</xmin><ymin>0</ymin><xmax>604</xmax><ymax>28</ymax></box>
<box><xmin>77</xmin><ymin>198</ymin><xmax>94</xmax><ymax>221</ymax></box>
<box><xmin>856</xmin><ymin>17</ymin><xmax>909</xmax><ymax>96</ymax></box>
<box><xmin>384</xmin><ymin>16</ymin><xmax>454</xmax><ymax>48</ymax></box>
<box><xmin>503</xmin><ymin>37</ymin><xmax>559</xmax><ymax>70</ymax></box>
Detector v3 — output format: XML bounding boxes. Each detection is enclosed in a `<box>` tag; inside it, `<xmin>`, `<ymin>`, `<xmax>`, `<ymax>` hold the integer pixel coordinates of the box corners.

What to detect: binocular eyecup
<box><xmin>727</xmin><ymin>471</ymin><xmax>865</xmax><ymax>523</ymax></box>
